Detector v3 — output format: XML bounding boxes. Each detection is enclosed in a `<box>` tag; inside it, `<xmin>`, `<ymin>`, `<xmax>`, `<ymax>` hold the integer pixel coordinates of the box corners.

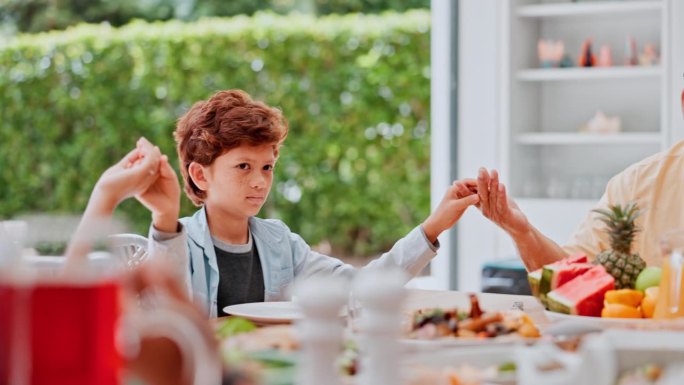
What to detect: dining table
<box><xmin>214</xmin><ymin>287</ymin><xmax>684</xmax><ymax>385</ymax></box>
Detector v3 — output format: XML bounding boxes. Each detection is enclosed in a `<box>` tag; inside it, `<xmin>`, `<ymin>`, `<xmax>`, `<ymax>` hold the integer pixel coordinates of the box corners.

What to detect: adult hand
<box><xmin>92</xmin><ymin>142</ymin><xmax>162</xmax><ymax>214</ymax></box>
<box><xmin>476</xmin><ymin>168</ymin><xmax>530</xmax><ymax>236</ymax></box>
<box><xmin>422</xmin><ymin>179</ymin><xmax>480</xmax><ymax>243</ymax></box>
<box><xmin>66</xmin><ymin>142</ymin><xmax>161</xmax><ymax>264</ymax></box>
<box><xmin>134</xmin><ymin>138</ymin><xmax>181</xmax><ymax>233</ymax></box>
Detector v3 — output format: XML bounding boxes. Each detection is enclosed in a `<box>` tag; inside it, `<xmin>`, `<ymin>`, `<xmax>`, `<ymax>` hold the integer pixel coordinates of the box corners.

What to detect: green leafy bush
<box><xmin>0</xmin><ymin>11</ymin><xmax>431</xmax><ymax>258</ymax></box>
<box><xmin>0</xmin><ymin>0</ymin><xmax>430</xmax><ymax>34</ymax></box>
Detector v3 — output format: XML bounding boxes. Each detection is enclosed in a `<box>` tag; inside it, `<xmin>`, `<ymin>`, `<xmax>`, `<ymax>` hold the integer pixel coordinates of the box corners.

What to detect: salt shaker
<box><xmin>294</xmin><ymin>275</ymin><xmax>349</xmax><ymax>385</ymax></box>
<box><xmin>353</xmin><ymin>267</ymin><xmax>407</xmax><ymax>385</ymax></box>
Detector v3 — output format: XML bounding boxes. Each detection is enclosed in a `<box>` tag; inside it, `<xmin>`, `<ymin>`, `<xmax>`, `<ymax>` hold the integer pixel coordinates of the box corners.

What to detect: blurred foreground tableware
<box><xmin>518</xmin><ymin>329</ymin><xmax>684</xmax><ymax>385</ymax></box>
<box><xmin>354</xmin><ymin>268</ymin><xmax>407</xmax><ymax>385</ymax></box>
<box><xmin>294</xmin><ymin>274</ymin><xmax>348</xmax><ymax>385</ymax></box>
<box><xmin>0</xmin><ymin>257</ymin><xmax>122</xmax><ymax>385</ymax></box>
<box><xmin>402</xmin><ymin>345</ymin><xmax>517</xmax><ymax>385</ymax></box>
<box><xmin>0</xmin><ymin>249</ymin><xmax>220</xmax><ymax>385</ymax></box>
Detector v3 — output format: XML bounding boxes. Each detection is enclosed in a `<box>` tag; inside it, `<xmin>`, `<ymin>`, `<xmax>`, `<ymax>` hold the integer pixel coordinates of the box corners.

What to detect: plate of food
<box><xmin>401</xmin><ymin>294</ymin><xmax>542</xmax><ymax>349</ymax></box>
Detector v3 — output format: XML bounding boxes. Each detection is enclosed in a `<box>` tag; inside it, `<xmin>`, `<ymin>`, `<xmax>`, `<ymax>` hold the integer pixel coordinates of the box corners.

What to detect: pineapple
<box><xmin>593</xmin><ymin>202</ymin><xmax>646</xmax><ymax>290</ymax></box>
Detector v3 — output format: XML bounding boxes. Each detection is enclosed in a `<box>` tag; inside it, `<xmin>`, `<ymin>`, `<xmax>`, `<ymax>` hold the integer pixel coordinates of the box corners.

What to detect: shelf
<box><xmin>517</xmin><ymin>66</ymin><xmax>661</xmax><ymax>81</ymax></box>
<box><xmin>516</xmin><ymin>132</ymin><xmax>661</xmax><ymax>145</ymax></box>
<box><xmin>517</xmin><ymin>1</ymin><xmax>662</xmax><ymax>18</ymax></box>
<box><xmin>517</xmin><ymin>197</ymin><xmax>600</xmax><ymax>206</ymax></box>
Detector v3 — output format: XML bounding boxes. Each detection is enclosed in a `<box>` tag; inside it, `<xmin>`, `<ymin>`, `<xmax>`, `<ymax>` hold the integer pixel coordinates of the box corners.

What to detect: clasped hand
<box><xmin>91</xmin><ymin>137</ymin><xmax>180</xmax><ymax>232</ymax></box>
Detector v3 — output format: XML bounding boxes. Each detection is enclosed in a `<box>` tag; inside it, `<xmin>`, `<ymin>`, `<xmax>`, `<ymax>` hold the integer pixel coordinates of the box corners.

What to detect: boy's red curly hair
<box><xmin>174</xmin><ymin>90</ymin><xmax>289</xmax><ymax>206</ymax></box>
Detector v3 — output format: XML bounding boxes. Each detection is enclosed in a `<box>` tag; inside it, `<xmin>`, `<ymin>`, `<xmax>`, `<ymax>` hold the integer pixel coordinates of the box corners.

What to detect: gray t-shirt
<box><xmin>213</xmin><ymin>234</ymin><xmax>265</xmax><ymax>316</ymax></box>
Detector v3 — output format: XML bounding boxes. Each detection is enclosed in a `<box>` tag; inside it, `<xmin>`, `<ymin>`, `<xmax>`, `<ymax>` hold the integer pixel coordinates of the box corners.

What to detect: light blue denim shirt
<box><xmin>150</xmin><ymin>206</ymin><xmax>439</xmax><ymax>318</ymax></box>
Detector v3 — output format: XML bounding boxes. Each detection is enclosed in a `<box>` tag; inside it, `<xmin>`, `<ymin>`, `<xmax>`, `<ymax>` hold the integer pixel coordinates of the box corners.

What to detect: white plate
<box><xmin>544</xmin><ymin>310</ymin><xmax>660</xmax><ymax>329</ymax></box>
<box><xmin>223</xmin><ymin>301</ymin><xmax>347</xmax><ymax>325</ymax></box>
<box><xmin>223</xmin><ymin>301</ymin><xmax>302</xmax><ymax>324</ymax></box>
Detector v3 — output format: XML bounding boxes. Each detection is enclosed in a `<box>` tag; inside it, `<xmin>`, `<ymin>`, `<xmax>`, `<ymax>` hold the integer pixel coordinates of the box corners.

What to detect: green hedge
<box><xmin>0</xmin><ymin>11</ymin><xmax>431</xmax><ymax>257</ymax></box>
<box><xmin>1</xmin><ymin>0</ymin><xmax>430</xmax><ymax>35</ymax></box>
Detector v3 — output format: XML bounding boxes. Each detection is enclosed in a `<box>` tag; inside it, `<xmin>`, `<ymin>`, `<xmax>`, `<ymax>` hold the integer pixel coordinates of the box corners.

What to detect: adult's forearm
<box><xmin>510</xmin><ymin>225</ymin><xmax>568</xmax><ymax>272</ymax></box>
<box><xmin>64</xmin><ymin>190</ymin><xmax>117</xmax><ymax>264</ymax></box>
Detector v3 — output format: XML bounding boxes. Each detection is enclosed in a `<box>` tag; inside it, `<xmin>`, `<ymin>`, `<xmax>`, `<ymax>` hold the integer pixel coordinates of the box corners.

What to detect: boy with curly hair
<box><xmin>144</xmin><ymin>89</ymin><xmax>479</xmax><ymax>317</ymax></box>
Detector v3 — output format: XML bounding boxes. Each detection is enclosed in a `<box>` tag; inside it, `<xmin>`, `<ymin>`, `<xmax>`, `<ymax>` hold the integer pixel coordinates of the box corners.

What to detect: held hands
<box><xmin>88</xmin><ymin>137</ymin><xmax>180</xmax><ymax>232</ymax></box>
<box><xmin>476</xmin><ymin>168</ymin><xmax>529</xmax><ymax>236</ymax></box>
<box><xmin>90</xmin><ymin>141</ymin><xmax>162</xmax><ymax>215</ymax></box>
<box><xmin>422</xmin><ymin>180</ymin><xmax>480</xmax><ymax>243</ymax></box>
<box><xmin>134</xmin><ymin>138</ymin><xmax>181</xmax><ymax>233</ymax></box>
<box><xmin>67</xmin><ymin>139</ymin><xmax>169</xmax><ymax>263</ymax></box>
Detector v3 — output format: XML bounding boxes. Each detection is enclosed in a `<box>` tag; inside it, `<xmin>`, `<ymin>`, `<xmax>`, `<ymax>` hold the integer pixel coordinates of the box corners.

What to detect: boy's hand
<box><xmin>476</xmin><ymin>168</ymin><xmax>530</xmax><ymax>237</ymax></box>
<box><xmin>422</xmin><ymin>179</ymin><xmax>480</xmax><ymax>243</ymax></box>
<box><xmin>134</xmin><ymin>138</ymin><xmax>181</xmax><ymax>233</ymax></box>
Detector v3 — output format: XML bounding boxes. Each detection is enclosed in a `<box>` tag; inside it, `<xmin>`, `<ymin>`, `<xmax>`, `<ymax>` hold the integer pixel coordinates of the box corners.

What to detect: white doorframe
<box><xmin>428</xmin><ymin>0</ymin><xmax>502</xmax><ymax>291</ymax></box>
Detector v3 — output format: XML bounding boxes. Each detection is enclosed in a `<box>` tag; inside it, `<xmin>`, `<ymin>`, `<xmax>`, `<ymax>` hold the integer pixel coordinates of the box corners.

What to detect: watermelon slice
<box><xmin>539</xmin><ymin>262</ymin><xmax>594</xmax><ymax>298</ymax></box>
<box><xmin>534</xmin><ymin>254</ymin><xmax>590</xmax><ymax>303</ymax></box>
<box><xmin>546</xmin><ymin>265</ymin><xmax>615</xmax><ymax>317</ymax></box>
<box><xmin>562</xmin><ymin>253</ymin><xmax>589</xmax><ymax>265</ymax></box>
<box><xmin>528</xmin><ymin>269</ymin><xmax>542</xmax><ymax>297</ymax></box>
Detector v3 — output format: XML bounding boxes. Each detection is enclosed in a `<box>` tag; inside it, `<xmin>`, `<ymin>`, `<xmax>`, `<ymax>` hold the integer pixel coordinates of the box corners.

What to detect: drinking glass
<box><xmin>654</xmin><ymin>230</ymin><xmax>684</xmax><ymax>319</ymax></box>
<box><xmin>0</xmin><ymin>254</ymin><xmax>220</xmax><ymax>385</ymax></box>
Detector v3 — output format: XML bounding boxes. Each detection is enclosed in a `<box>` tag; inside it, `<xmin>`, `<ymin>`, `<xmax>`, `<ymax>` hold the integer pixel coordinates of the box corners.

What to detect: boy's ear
<box><xmin>188</xmin><ymin>162</ymin><xmax>208</xmax><ymax>191</ymax></box>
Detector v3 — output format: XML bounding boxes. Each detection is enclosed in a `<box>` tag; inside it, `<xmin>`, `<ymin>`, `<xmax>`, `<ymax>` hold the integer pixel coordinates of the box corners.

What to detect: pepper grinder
<box><xmin>354</xmin><ymin>267</ymin><xmax>408</xmax><ymax>385</ymax></box>
<box><xmin>294</xmin><ymin>275</ymin><xmax>348</xmax><ymax>385</ymax></box>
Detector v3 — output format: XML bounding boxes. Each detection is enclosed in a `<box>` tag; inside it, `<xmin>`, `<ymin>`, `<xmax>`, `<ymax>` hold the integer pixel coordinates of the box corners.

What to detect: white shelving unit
<box><xmin>502</xmin><ymin>0</ymin><xmax>669</xmax><ymax>207</ymax></box>
<box><xmin>474</xmin><ymin>0</ymin><xmax>671</xmax><ymax>289</ymax></box>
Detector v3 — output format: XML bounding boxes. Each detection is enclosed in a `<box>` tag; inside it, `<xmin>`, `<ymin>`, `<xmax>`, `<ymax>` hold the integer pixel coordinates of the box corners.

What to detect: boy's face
<box><xmin>200</xmin><ymin>143</ymin><xmax>276</xmax><ymax>220</ymax></box>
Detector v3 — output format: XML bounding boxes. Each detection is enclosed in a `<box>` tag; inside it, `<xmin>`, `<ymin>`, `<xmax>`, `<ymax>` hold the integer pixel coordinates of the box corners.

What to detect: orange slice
<box><xmin>604</xmin><ymin>289</ymin><xmax>644</xmax><ymax>308</ymax></box>
<box><xmin>601</xmin><ymin>303</ymin><xmax>642</xmax><ymax>319</ymax></box>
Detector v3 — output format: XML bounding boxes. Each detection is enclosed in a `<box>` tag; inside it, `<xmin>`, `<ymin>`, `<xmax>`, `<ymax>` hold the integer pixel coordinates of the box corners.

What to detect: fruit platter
<box><xmin>528</xmin><ymin>203</ymin><xmax>670</xmax><ymax>326</ymax></box>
